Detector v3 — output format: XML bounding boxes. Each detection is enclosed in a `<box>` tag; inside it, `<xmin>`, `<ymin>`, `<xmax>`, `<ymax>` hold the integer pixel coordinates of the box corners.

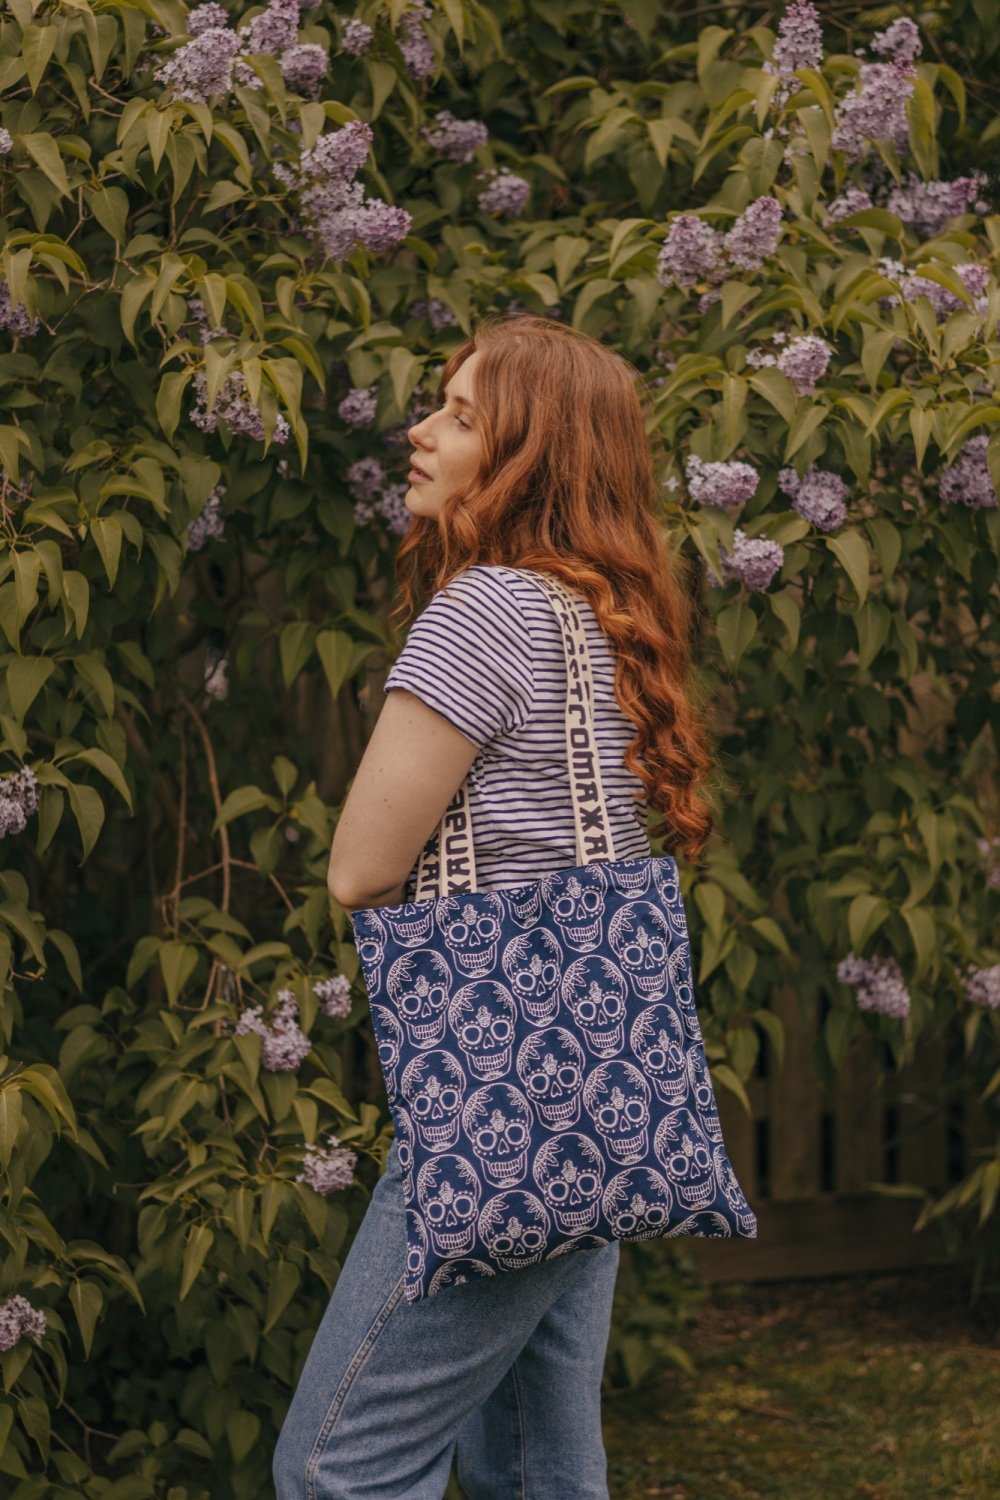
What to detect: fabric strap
<box><xmin>413</xmin><ymin>569</ymin><xmax>618</xmax><ymax>901</ymax></box>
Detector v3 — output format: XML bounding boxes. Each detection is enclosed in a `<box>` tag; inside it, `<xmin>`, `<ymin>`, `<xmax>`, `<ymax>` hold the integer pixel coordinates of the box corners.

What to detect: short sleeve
<box><xmin>384</xmin><ymin>566</ymin><xmax>534</xmax><ymax>747</ymax></box>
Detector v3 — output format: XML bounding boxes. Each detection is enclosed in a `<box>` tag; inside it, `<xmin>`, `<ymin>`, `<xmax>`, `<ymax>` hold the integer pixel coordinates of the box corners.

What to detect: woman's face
<box><xmin>406</xmin><ymin>350</ymin><xmax>485</xmax><ymax>520</ymax></box>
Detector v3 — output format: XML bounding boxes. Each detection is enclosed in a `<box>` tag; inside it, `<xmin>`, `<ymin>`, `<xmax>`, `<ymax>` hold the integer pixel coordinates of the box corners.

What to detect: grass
<box><xmin>602</xmin><ymin>1268</ymin><xmax>1000</xmax><ymax>1500</ymax></box>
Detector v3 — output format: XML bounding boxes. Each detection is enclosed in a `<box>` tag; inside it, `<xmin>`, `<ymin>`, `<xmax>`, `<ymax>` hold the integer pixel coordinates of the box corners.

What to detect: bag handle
<box><xmin>412</xmin><ymin>569</ymin><xmax>617</xmax><ymax>900</ymax></box>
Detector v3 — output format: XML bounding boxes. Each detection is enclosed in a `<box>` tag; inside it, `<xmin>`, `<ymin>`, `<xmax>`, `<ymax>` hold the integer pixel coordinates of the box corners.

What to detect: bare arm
<box><xmin>327</xmin><ymin>686</ymin><xmax>480</xmax><ymax>910</ymax></box>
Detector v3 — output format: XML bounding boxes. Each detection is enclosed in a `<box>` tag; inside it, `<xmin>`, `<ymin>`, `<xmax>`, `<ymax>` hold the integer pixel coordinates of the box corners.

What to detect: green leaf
<box><xmin>66</xmin><ymin>780</ymin><xmax>105</xmax><ymax>859</ymax></box>
<box><xmin>848</xmin><ymin>893</ymin><xmax>891</xmax><ymax>951</ymax></box>
<box><xmin>7</xmin><ymin>655</ymin><xmax>54</xmax><ymax>721</ymax></box>
<box><xmin>158</xmin><ymin>940</ymin><xmax>198</xmax><ymax>1006</ymax></box>
<box><xmin>214</xmin><ymin>785</ymin><xmax>282</xmax><ymax>831</ymax></box>
<box><xmin>22</xmin><ymin>132</ymin><xmax>70</xmax><ymax>195</ymax></box>
<box><xmin>179</xmin><ymin>1224</ymin><xmax>214</xmax><ymax>1300</ymax></box>
<box><xmin>64</xmin><ymin>748</ymin><xmax>133</xmax><ymax>812</ymax></box>
<box><xmin>825</xmin><ymin>531</ymin><xmax>870</xmax><ymax>607</ymax></box>
<box><xmin>316</xmin><ymin>629</ymin><xmax>354</xmax><ymax>698</ymax></box>
<box><xmin>227</xmin><ymin>1409</ymin><xmax>262</xmax><ymax>1465</ymax></box>
<box><xmin>0</xmin><ymin>1084</ymin><xmax>23</xmax><ymax>1172</ymax></box>
<box><xmin>68</xmin><ymin>1279</ymin><xmax>103</xmax><ymax>1358</ymax></box>
<box><xmin>715</xmin><ymin>601</ymin><xmax>758</xmax><ymax>667</ymax></box>
<box><xmin>279</xmin><ymin>620</ymin><xmax>317</xmax><ymax>687</ymax></box>
<box><xmin>156</xmin><ymin>370</ymin><xmax>193</xmax><ymax>443</ymax></box>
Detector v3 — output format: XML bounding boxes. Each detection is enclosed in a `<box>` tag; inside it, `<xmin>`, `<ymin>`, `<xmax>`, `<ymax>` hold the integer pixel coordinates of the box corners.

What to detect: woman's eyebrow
<box><xmin>442</xmin><ymin>390</ymin><xmax>477</xmax><ymax>415</ymax></box>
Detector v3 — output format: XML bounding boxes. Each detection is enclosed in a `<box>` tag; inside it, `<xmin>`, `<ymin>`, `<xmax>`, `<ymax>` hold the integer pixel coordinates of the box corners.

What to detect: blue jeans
<box><xmin>272</xmin><ymin>1141</ymin><xmax>620</xmax><ymax>1500</ymax></box>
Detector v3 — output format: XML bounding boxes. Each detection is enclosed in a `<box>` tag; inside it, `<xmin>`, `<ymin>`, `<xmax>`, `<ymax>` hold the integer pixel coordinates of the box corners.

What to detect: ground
<box><xmin>603</xmin><ymin>1268</ymin><xmax>999</xmax><ymax>1500</ymax></box>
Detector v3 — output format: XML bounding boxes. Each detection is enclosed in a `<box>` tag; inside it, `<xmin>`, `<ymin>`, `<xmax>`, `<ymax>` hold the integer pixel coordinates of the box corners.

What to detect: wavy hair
<box><xmin>390</xmin><ymin>314</ymin><xmax>717</xmax><ymax>863</ymax></box>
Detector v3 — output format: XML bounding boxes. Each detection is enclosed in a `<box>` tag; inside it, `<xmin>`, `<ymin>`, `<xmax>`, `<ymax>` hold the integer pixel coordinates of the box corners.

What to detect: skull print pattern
<box><xmin>351</xmin><ymin>570</ymin><xmax>756</xmax><ymax>1301</ymax></box>
<box><xmin>359</xmin><ymin>852</ymin><xmax>757</xmax><ymax>1301</ymax></box>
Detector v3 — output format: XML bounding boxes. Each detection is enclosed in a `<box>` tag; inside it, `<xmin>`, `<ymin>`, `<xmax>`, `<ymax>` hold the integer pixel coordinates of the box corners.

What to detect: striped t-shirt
<box><xmin>384</xmin><ymin>564</ymin><xmax>652</xmax><ymax>897</ymax></box>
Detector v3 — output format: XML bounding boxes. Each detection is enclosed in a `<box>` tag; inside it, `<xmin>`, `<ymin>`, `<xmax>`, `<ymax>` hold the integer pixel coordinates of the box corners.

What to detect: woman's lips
<box><xmin>408</xmin><ymin>466</ymin><xmax>432</xmax><ymax>482</ymax></box>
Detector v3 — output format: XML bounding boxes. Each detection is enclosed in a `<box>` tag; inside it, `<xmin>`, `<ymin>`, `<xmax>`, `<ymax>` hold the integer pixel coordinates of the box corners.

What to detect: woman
<box><xmin>273</xmin><ymin>314</ymin><xmax>715</xmax><ymax>1500</ymax></box>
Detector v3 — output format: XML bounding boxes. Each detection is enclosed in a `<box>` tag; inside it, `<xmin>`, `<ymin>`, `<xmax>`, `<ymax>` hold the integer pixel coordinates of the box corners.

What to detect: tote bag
<box><xmin>349</xmin><ymin>568</ymin><xmax>757</xmax><ymax>1301</ymax></box>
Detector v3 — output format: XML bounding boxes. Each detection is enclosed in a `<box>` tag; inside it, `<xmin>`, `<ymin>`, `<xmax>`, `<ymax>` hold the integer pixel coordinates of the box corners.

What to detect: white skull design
<box><xmin>502</xmin><ymin>929</ymin><xmax>563</xmax><ymax>1025</ymax></box>
<box><xmin>607</xmin><ymin>902</ymin><xmax>670</xmax><ymax>1000</ymax></box>
<box><xmin>448</xmin><ymin>981</ymin><xmax>517</xmax><ymax>1081</ymax></box>
<box><xmin>713</xmin><ymin>1145</ymin><xmax>756</xmax><ymax>1235</ymax></box>
<box><xmin>546</xmin><ymin>1233</ymin><xmax>611</xmax><ymax>1259</ymax></box>
<box><xmin>478</xmin><ymin>1189</ymin><xmax>551</xmax><ymax>1270</ymax></box>
<box><xmin>382</xmin><ymin>901</ymin><xmax>435</xmax><ymax>948</ymax></box>
<box><xmin>652</xmin><ymin>856</ymin><xmax>681</xmax><ymax>909</ymax></box>
<box><xmin>401</xmin><ymin>1049</ymin><xmax>466</xmax><ymax>1153</ymax></box>
<box><xmin>371</xmin><ymin>1005</ymin><xmax>404</xmax><ymax>1094</ymax></box>
<box><xmin>417</xmin><ymin>1153</ymin><xmax>481</xmax><ymax>1256</ymax></box>
<box><xmin>428</xmin><ymin>1258</ymin><xmax>496</xmax><ymax>1294</ymax></box>
<box><xmin>440</xmin><ymin>894</ymin><xmax>504</xmax><ymax>977</ymax></box>
<box><xmin>540</xmin><ymin>865</ymin><xmax>609</xmax><ymax>952</ymax></box>
<box><xmin>686</xmin><ymin>1043</ymin><xmax>722</xmax><ymax>1142</ymax></box>
<box><xmin>406</xmin><ymin>1209</ymin><xmax>428</xmax><ymax>1283</ymax></box>
<box><xmin>653</xmin><ymin>1108</ymin><xmax>715</xmax><ymax>1211</ymax></box>
<box><xmin>666</xmin><ymin>1211</ymin><xmax>732</xmax><ymax>1238</ymax></box>
<box><xmin>462</xmin><ymin>1083</ymin><xmax>534</xmax><ymax>1187</ymax></box>
<box><xmin>532</xmin><ymin>1132</ymin><xmax>605</xmax><ymax>1234</ymax></box>
<box><xmin>351</xmin><ymin>909</ymin><xmax>387</xmax><ymax>991</ymax></box>
<box><xmin>629</xmin><ymin>1004</ymin><xmax>689</xmax><ymax>1105</ymax></box>
<box><xmin>500</xmin><ymin>880</ymin><xmax>543</xmax><ymax>928</ymax></box>
<box><xmin>515</xmin><ymin>1026</ymin><xmax>585</xmax><ymax>1131</ymax></box>
<box><xmin>394</xmin><ymin>1105</ymin><xmax>414</xmax><ymax>1179</ymax></box>
<box><xmin>668</xmin><ymin>943</ymin><xmax>701</xmax><ymax>1040</ymax></box>
<box><xmin>386</xmin><ymin>949</ymin><xmax>452</xmax><ymax>1050</ymax></box>
<box><xmin>602</xmin><ymin>1167</ymin><xmax>674</xmax><ymax>1239</ymax></box>
<box><xmin>607</xmin><ymin>857</ymin><xmax>651</xmax><ymax>898</ymax></box>
<box><xmin>583</xmin><ymin>1060</ymin><xmax>650</xmax><ymax>1164</ymax></box>
<box><xmin>561</xmin><ymin>955</ymin><xmax>628</xmax><ymax>1058</ymax></box>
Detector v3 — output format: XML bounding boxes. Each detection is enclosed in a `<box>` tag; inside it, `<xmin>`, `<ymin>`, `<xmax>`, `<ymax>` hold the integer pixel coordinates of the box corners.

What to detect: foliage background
<box><xmin>1</xmin><ymin>0</ymin><xmax>998</xmax><ymax>1494</ymax></box>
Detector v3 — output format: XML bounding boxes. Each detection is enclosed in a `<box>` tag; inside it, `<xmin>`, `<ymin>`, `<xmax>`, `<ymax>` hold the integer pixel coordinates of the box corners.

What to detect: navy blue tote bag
<box><xmin>350</xmin><ymin>568</ymin><xmax>757</xmax><ymax>1301</ymax></box>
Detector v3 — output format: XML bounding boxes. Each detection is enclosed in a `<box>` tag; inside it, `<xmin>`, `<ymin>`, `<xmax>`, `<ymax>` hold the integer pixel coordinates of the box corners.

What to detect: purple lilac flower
<box><xmin>656</xmin><ymin>215</ymin><xmax>726</xmax><ymax>290</ymax></box>
<box><xmin>878</xmin><ymin>256</ymin><xmax>992</xmax><ymax>321</ymax></box>
<box><xmin>778</xmin><ymin>464</ymin><xmax>848</xmax><ymax>531</ymax></box>
<box><xmin>235</xmin><ymin>988</ymin><xmax>312</xmax><ymax>1071</ymax></box>
<box><xmin>204</xmin><ymin>648</ymin><xmax>229</xmax><ymax>701</ymax></box>
<box><xmin>280</xmin><ymin>43</ymin><xmax>327</xmax><ymax>96</ymax></box>
<box><xmin>239</xmin><ymin>0</ymin><xmax>299</xmax><ymax>55</ymax></box>
<box><xmin>886</xmin><ymin>172</ymin><xmax>990</xmax><ymax>236</ymax></box>
<box><xmin>409</xmin><ymin>297</ymin><xmax>457</xmax><ymax>330</ymax></box>
<box><xmin>191</xmin><ymin>370</ymin><xmax>291</xmax><ymax>443</ymax></box>
<box><xmin>296</xmin><ymin>1134</ymin><xmax>357</xmax><ymax>1193</ymax></box>
<box><xmin>300</xmin><ymin>118</ymin><xmax>372</xmax><ymax>179</ymax></box>
<box><xmin>0</xmin><ymin>285</ymin><xmax>40</xmax><ymax>336</ymax></box>
<box><xmin>825</xmin><ymin>186</ymin><xmax>874</xmax><ymax>223</ymax></box>
<box><xmin>399</xmin><ymin>1</ymin><xmax>434</xmax><ymax>79</ymax></box>
<box><xmin>314</xmin><ymin>973</ymin><xmax>352</xmax><ymax>1018</ymax></box>
<box><xmin>156</xmin><ymin>27</ymin><xmax>241</xmax><ymax>102</ymax></box>
<box><xmin>277</xmin><ymin>121</ymin><xmax>411</xmax><ymax>262</ymax></box>
<box><xmin>0</xmin><ymin>766</ymin><xmax>39</xmax><ymax>839</ymax></box>
<box><xmin>422</xmin><ymin>110</ymin><xmax>489</xmax><ymax>164</ymax></box>
<box><xmin>341</xmin><ymin>18</ymin><xmax>373</xmax><ymax>56</ymax></box>
<box><xmin>721</xmin><ymin>529</ymin><xmax>785</xmax><ymax>590</ymax></box>
<box><xmin>722</xmin><ymin>197</ymin><xmax>784</xmax><ymax>272</ymax></box>
<box><xmin>777</xmin><ymin>333</ymin><xmax>832</xmax><ymax>394</ymax></box>
<box><xmin>0</xmin><ymin>127</ymin><xmax>13</xmax><ymax>155</ymax></box>
<box><xmin>938</xmin><ymin>436</ymin><xmax>998</xmax><ymax>511</ymax></box>
<box><xmin>836</xmin><ymin>954</ymin><xmax>911</xmax><ymax>1019</ymax></box>
<box><xmin>962</xmin><ymin>964</ymin><xmax>1000</xmax><ymax>1011</ymax></box>
<box><xmin>684</xmin><ymin>454</ymin><xmax>759</xmax><ymax>513</ymax></box>
<box><xmin>338</xmin><ymin>386</ymin><xmax>378</xmax><ymax>427</ymax></box>
<box><xmin>477</xmin><ymin>168</ymin><xmax>531</xmax><ymax>216</ymax></box>
<box><xmin>0</xmin><ymin>1295</ymin><xmax>47</xmax><ymax>1352</ymax></box>
<box><xmin>187</xmin><ymin>3</ymin><xmax>230</xmax><ymax>34</ymax></box>
<box><xmin>377</xmin><ymin>481</ymin><xmax>411</xmax><ymax>535</ymax></box>
<box><xmin>187</xmin><ymin>296</ymin><xmax>226</xmax><ymax>345</ymax></box>
<box><xmin>186</xmin><ymin>487</ymin><xmax>226</xmax><ymax>550</ymax></box>
<box><xmin>977</xmin><ymin>835</ymin><xmax>1000</xmax><ymax>889</ymax></box>
<box><xmin>763</xmin><ymin>1</ymin><xmax>824</xmax><ymax>108</ymax></box>
<box><xmin>870</xmin><ymin>17</ymin><xmax>922</xmax><ymax>64</ymax></box>
<box><xmin>346</xmin><ymin>456</ymin><xmax>386</xmax><ymax>500</ymax></box>
<box><xmin>830</xmin><ymin>51</ymin><xmax>917</xmax><ymax>161</ymax></box>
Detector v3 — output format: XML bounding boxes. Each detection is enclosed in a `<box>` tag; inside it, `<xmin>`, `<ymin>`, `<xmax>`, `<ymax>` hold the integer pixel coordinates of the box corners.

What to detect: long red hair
<box><xmin>390</xmin><ymin>314</ymin><xmax>717</xmax><ymax>863</ymax></box>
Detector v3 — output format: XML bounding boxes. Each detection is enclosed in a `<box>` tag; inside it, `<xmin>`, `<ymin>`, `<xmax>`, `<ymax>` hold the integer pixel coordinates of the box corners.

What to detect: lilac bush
<box><xmin>0</xmin><ymin>766</ymin><xmax>39</xmax><ymax>838</ymax></box>
<box><xmin>684</xmin><ymin>455</ymin><xmax>759</xmax><ymax>512</ymax></box>
<box><xmin>938</xmin><ymin>436</ymin><xmax>998</xmax><ymax>511</ymax></box>
<box><xmin>338</xmin><ymin>386</ymin><xmax>378</xmax><ymax>427</ymax></box>
<box><xmin>836</xmin><ymin>955</ymin><xmax>912</xmax><ymax>1019</ymax></box>
<box><xmin>963</xmin><ymin>965</ymin><xmax>1000</xmax><ymax>1011</ymax></box>
<box><xmin>296</xmin><ymin>1134</ymin><xmax>358</xmax><ymax>1193</ymax></box>
<box><xmin>340</xmin><ymin>17</ymin><xmax>373</xmax><ymax>56</ymax></box>
<box><xmin>0</xmin><ymin>1295</ymin><xmax>47</xmax><ymax>1352</ymax></box>
<box><xmin>423</xmin><ymin>110</ymin><xmax>489</xmax><ymax>164</ymax></box>
<box><xmin>234</xmin><ymin>989</ymin><xmax>312</xmax><ymax>1070</ymax></box>
<box><xmin>778</xmin><ymin>464</ymin><xmax>849</xmax><ymax>532</ymax></box>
